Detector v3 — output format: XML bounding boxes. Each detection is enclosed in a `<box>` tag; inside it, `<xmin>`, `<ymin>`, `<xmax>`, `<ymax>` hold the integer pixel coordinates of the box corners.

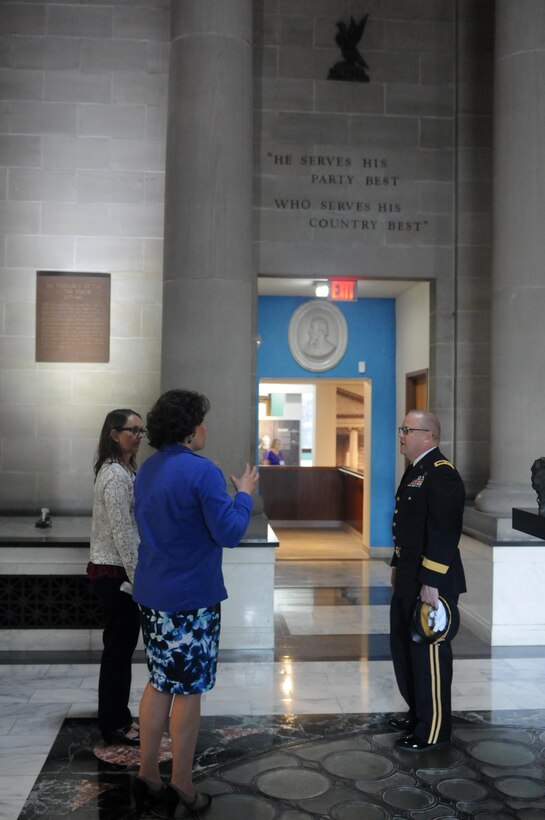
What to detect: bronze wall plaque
<box><xmin>36</xmin><ymin>272</ymin><xmax>110</xmax><ymax>363</ymax></box>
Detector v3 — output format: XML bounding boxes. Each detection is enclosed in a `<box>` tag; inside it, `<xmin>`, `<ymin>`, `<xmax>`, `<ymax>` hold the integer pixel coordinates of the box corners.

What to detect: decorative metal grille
<box><xmin>0</xmin><ymin>576</ymin><xmax>103</xmax><ymax>628</ymax></box>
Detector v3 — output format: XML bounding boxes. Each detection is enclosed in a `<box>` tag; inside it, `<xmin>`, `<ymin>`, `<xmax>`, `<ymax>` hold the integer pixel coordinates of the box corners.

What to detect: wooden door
<box><xmin>405</xmin><ymin>370</ymin><xmax>428</xmax><ymax>468</ymax></box>
<box><xmin>405</xmin><ymin>369</ymin><xmax>428</xmax><ymax>412</ymax></box>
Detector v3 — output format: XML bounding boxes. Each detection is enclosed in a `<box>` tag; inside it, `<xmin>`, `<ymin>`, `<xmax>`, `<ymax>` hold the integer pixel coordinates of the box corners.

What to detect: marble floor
<box><xmin>2</xmin><ymin>529</ymin><xmax>545</xmax><ymax>819</ymax></box>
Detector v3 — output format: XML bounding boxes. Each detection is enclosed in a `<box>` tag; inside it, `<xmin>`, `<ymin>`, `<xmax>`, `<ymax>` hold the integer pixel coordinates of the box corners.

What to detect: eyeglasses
<box><xmin>116</xmin><ymin>427</ymin><xmax>147</xmax><ymax>437</ymax></box>
<box><xmin>398</xmin><ymin>426</ymin><xmax>430</xmax><ymax>435</ymax></box>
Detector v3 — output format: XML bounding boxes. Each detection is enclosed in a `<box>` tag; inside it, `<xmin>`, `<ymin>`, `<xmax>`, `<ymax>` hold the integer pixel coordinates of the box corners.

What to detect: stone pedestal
<box><xmin>460</xmin><ymin>504</ymin><xmax>545</xmax><ymax>646</ymax></box>
<box><xmin>512</xmin><ymin>507</ymin><xmax>545</xmax><ymax>540</ymax></box>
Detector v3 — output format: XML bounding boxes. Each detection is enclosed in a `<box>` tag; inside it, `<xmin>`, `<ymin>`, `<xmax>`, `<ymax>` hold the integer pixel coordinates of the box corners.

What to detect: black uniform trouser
<box><xmin>92</xmin><ymin>578</ymin><xmax>141</xmax><ymax>738</ymax></box>
<box><xmin>390</xmin><ymin>593</ymin><xmax>459</xmax><ymax>744</ymax></box>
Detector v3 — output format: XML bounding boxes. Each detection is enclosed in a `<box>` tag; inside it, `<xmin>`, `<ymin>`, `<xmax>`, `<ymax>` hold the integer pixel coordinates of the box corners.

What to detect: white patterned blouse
<box><xmin>89</xmin><ymin>460</ymin><xmax>139</xmax><ymax>582</ymax></box>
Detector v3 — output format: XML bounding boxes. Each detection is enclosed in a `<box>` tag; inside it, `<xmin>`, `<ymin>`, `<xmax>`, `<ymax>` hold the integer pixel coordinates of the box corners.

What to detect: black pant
<box><xmin>390</xmin><ymin>593</ymin><xmax>459</xmax><ymax>744</ymax></box>
<box><xmin>92</xmin><ymin>577</ymin><xmax>141</xmax><ymax>738</ymax></box>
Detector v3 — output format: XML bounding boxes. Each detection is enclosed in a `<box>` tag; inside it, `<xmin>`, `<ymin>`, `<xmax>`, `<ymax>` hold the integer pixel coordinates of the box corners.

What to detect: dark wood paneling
<box><xmin>260</xmin><ymin>467</ymin><xmax>363</xmax><ymax>531</ymax></box>
<box><xmin>340</xmin><ymin>470</ymin><xmax>364</xmax><ymax>533</ymax></box>
<box><xmin>259</xmin><ymin>467</ymin><xmax>342</xmax><ymax>520</ymax></box>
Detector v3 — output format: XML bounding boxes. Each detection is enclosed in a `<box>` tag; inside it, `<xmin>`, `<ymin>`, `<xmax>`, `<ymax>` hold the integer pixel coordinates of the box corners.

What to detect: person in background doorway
<box><xmin>264</xmin><ymin>437</ymin><xmax>285</xmax><ymax>465</ymax></box>
<box><xmin>131</xmin><ymin>389</ymin><xmax>258</xmax><ymax>817</ymax></box>
<box><xmin>389</xmin><ymin>410</ymin><xmax>466</xmax><ymax>751</ymax></box>
<box><xmin>88</xmin><ymin>409</ymin><xmax>145</xmax><ymax>746</ymax></box>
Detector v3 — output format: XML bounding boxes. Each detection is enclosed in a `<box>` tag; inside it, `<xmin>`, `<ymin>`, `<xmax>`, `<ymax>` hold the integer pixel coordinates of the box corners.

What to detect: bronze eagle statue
<box><xmin>328</xmin><ymin>14</ymin><xmax>370</xmax><ymax>82</ymax></box>
<box><xmin>335</xmin><ymin>15</ymin><xmax>369</xmax><ymax>69</ymax></box>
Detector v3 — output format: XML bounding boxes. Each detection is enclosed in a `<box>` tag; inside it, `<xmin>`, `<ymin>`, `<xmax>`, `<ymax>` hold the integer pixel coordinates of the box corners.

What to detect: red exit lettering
<box><xmin>329</xmin><ymin>278</ymin><xmax>357</xmax><ymax>301</ymax></box>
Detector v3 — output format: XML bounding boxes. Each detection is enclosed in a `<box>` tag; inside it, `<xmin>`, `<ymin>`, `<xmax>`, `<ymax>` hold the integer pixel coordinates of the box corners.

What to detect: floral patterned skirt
<box><xmin>138</xmin><ymin>603</ymin><xmax>221</xmax><ymax>694</ymax></box>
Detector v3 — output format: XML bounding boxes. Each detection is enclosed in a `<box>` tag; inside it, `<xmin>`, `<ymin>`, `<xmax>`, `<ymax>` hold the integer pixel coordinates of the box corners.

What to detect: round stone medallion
<box><xmin>280</xmin><ymin>812</ymin><xmax>319</xmax><ymax>820</ymax></box>
<box><xmin>256</xmin><ymin>767</ymin><xmax>331</xmax><ymax>800</ymax></box>
<box><xmin>93</xmin><ymin>732</ymin><xmax>172</xmax><ymax>765</ymax></box>
<box><xmin>454</xmin><ymin>728</ymin><xmax>533</xmax><ymax>744</ymax></box>
<box><xmin>294</xmin><ymin>738</ymin><xmax>371</xmax><ymax>762</ymax></box>
<box><xmin>417</xmin><ymin>765</ymin><xmax>476</xmax><ymax>784</ymax></box>
<box><xmin>494</xmin><ymin>777</ymin><xmax>545</xmax><ymax>799</ymax></box>
<box><xmin>204</xmin><ymin>793</ymin><xmax>277</xmax><ymax>819</ymax></box>
<box><xmin>468</xmin><ymin>740</ymin><xmax>535</xmax><ymax>766</ymax></box>
<box><xmin>332</xmin><ymin>802</ymin><xmax>387</xmax><ymax>820</ymax></box>
<box><xmin>469</xmin><ymin>814</ymin><xmax>515</xmax><ymax>820</ymax></box>
<box><xmin>437</xmin><ymin>778</ymin><xmax>488</xmax><ymax>801</ymax></box>
<box><xmin>382</xmin><ymin>786</ymin><xmax>435</xmax><ymax>809</ymax></box>
<box><xmin>322</xmin><ymin>750</ymin><xmax>394</xmax><ymax>781</ymax></box>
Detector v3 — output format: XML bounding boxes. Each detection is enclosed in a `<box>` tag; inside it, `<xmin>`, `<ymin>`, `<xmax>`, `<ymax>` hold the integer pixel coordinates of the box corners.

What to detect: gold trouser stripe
<box><xmin>427</xmin><ymin>644</ymin><xmax>442</xmax><ymax>744</ymax></box>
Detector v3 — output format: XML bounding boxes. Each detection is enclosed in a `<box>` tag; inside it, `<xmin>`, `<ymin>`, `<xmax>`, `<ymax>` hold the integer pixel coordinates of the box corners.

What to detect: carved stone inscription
<box><xmin>36</xmin><ymin>272</ymin><xmax>110</xmax><ymax>363</ymax></box>
<box><xmin>265</xmin><ymin>151</ymin><xmax>430</xmax><ymax>236</ymax></box>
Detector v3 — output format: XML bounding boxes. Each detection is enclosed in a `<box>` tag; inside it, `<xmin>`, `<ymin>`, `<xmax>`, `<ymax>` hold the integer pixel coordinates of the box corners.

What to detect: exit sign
<box><xmin>329</xmin><ymin>278</ymin><xmax>357</xmax><ymax>301</ymax></box>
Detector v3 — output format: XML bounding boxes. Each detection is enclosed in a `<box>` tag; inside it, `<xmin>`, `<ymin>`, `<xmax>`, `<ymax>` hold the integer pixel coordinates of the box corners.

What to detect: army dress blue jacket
<box><xmin>391</xmin><ymin>447</ymin><xmax>466</xmax><ymax>600</ymax></box>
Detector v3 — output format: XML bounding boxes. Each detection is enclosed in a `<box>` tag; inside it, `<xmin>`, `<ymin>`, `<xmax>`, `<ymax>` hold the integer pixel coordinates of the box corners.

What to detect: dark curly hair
<box><xmin>94</xmin><ymin>408</ymin><xmax>141</xmax><ymax>477</ymax></box>
<box><xmin>146</xmin><ymin>390</ymin><xmax>210</xmax><ymax>450</ymax></box>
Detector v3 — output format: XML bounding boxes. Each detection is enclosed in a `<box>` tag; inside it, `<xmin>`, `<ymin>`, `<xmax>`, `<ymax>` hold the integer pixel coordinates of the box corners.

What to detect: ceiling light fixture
<box><xmin>314</xmin><ymin>281</ymin><xmax>329</xmax><ymax>298</ymax></box>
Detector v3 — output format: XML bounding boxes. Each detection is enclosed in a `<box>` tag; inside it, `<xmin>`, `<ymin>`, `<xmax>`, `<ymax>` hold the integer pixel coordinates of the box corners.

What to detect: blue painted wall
<box><xmin>257</xmin><ymin>296</ymin><xmax>396</xmax><ymax>547</ymax></box>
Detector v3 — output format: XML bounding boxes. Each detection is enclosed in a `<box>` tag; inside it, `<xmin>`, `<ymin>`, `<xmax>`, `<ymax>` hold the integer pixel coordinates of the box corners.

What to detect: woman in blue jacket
<box><xmin>131</xmin><ymin>389</ymin><xmax>258</xmax><ymax>817</ymax></box>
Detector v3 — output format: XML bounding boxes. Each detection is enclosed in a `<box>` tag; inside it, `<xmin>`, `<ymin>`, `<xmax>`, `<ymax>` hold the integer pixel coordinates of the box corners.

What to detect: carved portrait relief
<box><xmin>288</xmin><ymin>300</ymin><xmax>348</xmax><ymax>372</ymax></box>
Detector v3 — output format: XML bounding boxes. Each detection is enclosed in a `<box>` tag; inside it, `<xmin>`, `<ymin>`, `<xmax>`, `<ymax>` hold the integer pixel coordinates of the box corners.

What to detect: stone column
<box><xmin>161</xmin><ymin>0</ymin><xmax>255</xmax><ymax>476</ymax></box>
<box><xmin>474</xmin><ymin>0</ymin><xmax>545</xmax><ymax>517</ymax></box>
<box><xmin>348</xmin><ymin>428</ymin><xmax>359</xmax><ymax>471</ymax></box>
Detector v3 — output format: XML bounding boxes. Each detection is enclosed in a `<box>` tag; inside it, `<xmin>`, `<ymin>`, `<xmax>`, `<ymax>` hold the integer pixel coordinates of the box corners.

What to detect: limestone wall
<box><xmin>0</xmin><ymin>0</ymin><xmax>493</xmax><ymax>512</ymax></box>
<box><xmin>0</xmin><ymin>1</ymin><xmax>168</xmax><ymax>512</ymax></box>
<box><xmin>253</xmin><ymin>0</ymin><xmax>493</xmax><ymax>497</ymax></box>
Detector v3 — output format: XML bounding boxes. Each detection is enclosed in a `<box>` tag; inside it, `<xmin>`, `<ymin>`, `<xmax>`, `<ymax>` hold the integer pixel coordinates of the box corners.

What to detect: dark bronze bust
<box><xmin>531</xmin><ymin>457</ymin><xmax>545</xmax><ymax>515</ymax></box>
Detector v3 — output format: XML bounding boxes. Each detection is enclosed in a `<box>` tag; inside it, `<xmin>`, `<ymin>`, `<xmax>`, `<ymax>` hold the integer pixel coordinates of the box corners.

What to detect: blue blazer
<box><xmin>133</xmin><ymin>444</ymin><xmax>253</xmax><ymax>611</ymax></box>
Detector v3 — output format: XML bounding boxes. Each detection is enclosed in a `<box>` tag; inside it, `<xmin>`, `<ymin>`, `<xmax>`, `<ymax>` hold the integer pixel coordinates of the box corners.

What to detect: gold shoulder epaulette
<box><xmin>434</xmin><ymin>459</ymin><xmax>454</xmax><ymax>469</ymax></box>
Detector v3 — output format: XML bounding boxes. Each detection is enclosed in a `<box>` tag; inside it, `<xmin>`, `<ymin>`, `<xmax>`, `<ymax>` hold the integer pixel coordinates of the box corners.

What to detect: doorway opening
<box><xmin>258</xmin><ymin>378</ymin><xmax>371</xmax><ymax>548</ymax></box>
<box><xmin>257</xmin><ymin>276</ymin><xmax>429</xmax><ymax>550</ymax></box>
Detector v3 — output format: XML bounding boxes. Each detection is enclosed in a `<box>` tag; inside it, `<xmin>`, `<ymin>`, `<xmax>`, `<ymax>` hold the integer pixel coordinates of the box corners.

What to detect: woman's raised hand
<box><xmin>231</xmin><ymin>464</ymin><xmax>259</xmax><ymax>495</ymax></box>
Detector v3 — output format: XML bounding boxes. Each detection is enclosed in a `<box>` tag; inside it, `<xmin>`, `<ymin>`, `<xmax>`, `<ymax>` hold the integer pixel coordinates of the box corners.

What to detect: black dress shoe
<box><xmin>388</xmin><ymin>715</ymin><xmax>417</xmax><ymax>732</ymax></box>
<box><xmin>102</xmin><ymin>722</ymin><xmax>140</xmax><ymax>746</ymax></box>
<box><xmin>395</xmin><ymin>733</ymin><xmax>449</xmax><ymax>751</ymax></box>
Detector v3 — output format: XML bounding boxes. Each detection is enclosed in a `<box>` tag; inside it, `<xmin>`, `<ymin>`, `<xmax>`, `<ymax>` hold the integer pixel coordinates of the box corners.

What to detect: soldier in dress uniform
<box><xmin>389</xmin><ymin>410</ymin><xmax>466</xmax><ymax>751</ymax></box>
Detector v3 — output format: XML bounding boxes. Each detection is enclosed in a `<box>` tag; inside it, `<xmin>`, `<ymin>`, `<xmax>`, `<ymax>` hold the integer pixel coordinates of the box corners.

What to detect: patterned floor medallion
<box><xmin>17</xmin><ymin>711</ymin><xmax>545</xmax><ymax>819</ymax></box>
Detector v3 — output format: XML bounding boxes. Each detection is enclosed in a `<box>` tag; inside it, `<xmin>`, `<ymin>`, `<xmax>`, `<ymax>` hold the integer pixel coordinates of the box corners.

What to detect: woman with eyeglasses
<box><xmin>131</xmin><ymin>389</ymin><xmax>258</xmax><ymax>817</ymax></box>
<box><xmin>88</xmin><ymin>409</ymin><xmax>146</xmax><ymax>746</ymax></box>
